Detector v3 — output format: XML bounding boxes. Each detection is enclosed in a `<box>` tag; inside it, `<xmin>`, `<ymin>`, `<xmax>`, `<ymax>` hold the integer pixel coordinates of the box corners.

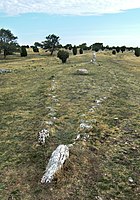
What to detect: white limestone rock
<box><xmin>76</xmin><ymin>69</ymin><xmax>89</xmax><ymax>75</ymax></box>
<box><xmin>80</xmin><ymin>123</ymin><xmax>92</xmax><ymax>130</ymax></box>
<box><xmin>91</xmin><ymin>52</ymin><xmax>96</xmax><ymax>63</ymax></box>
<box><xmin>41</xmin><ymin>144</ymin><xmax>69</xmax><ymax>184</ymax></box>
<box><xmin>38</xmin><ymin>129</ymin><xmax>49</xmax><ymax>145</ymax></box>
<box><xmin>0</xmin><ymin>69</ymin><xmax>12</xmax><ymax>74</ymax></box>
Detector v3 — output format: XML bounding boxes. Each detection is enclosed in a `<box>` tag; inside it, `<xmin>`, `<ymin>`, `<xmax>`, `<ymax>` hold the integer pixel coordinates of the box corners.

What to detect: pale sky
<box><xmin>0</xmin><ymin>0</ymin><xmax>140</xmax><ymax>47</ymax></box>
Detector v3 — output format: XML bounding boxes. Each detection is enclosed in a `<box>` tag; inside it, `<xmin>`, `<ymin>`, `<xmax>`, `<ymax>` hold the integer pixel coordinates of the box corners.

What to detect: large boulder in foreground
<box><xmin>41</xmin><ymin>144</ymin><xmax>69</xmax><ymax>184</ymax></box>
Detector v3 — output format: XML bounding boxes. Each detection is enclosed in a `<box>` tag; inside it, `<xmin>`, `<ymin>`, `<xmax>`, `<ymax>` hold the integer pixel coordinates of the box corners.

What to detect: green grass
<box><xmin>0</xmin><ymin>50</ymin><xmax>140</xmax><ymax>199</ymax></box>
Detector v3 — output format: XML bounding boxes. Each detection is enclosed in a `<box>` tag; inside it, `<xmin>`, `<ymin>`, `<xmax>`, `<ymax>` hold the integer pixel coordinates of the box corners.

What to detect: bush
<box><xmin>92</xmin><ymin>43</ymin><xmax>103</xmax><ymax>52</ymax></box>
<box><xmin>33</xmin><ymin>46</ymin><xmax>39</xmax><ymax>52</ymax></box>
<box><xmin>116</xmin><ymin>46</ymin><xmax>120</xmax><ymax>53</ymax></box>
<box><xmin>21</xmin><ymin>46</ymin><xmax>27</xmax><ymax>57</ymax></box>
<box><xmin>57</xmin><ymin>50</ymin><xmax>69</xmax><ymax>63</ymax></box>
<box><xmin>112</xmin><ymin>49</ymin><xmax>116</xmax><ymax>55</ymax></box>
<box><xmin>4</xmin><ymin>49</ymin><xmax>13</xmax><ymax>55</ymax></box>
<box><xmin>134</xmin><ymin>47</ymin><xmax>140</xmax><ymax>57</ymax></box>
<box><xmin>79</xmin><ymin>48</ymin><xmax>83</xmax><ymax>54</ymax></box>
<box><xmin>73</xmin><ymin>45</ymin><xmax>77</xmax><ymax>55</ymax></box>
<box><xmin>121</xmin><ymin>46</ymin><xmax>126</xmax><ymax>53</ymax></box>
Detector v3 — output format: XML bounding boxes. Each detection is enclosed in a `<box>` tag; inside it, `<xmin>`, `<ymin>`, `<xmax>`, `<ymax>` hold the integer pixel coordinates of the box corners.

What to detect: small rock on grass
<box><xmin>76</xmin><ymin>69</ymin><xmax>89</xmax><ymax>75</ymax></box>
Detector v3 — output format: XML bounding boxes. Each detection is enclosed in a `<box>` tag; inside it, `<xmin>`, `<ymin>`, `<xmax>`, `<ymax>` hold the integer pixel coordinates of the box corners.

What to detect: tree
<box><xmin>42</xmin><ymin>34</ymin><xmax>60</xmax><ymax>55</ymax></box>
<box><xmin>64</xmin><ymin>44</ymin><xmax>72</xmax><ymax>50</ymax></box>
<box><xmin>73</xmin><ymin>45</ymin><xmax>77</xmax><ymax>55</ymax></box>
<box><xmin>105</xmin><ymin>45</ymin><xmax>110</xmax><ymax>50</ymax></box>
<box><xmin>79</xmin><ymin>48</ymin><xmax>83</xmax><ymax>54</ymax></box>
<box><xmin>120</xmin><ymin>46</ymin><xmax>126</xmax><ymax>53</ymax></box>
<box><xmin>57</xmin><ymin>50</ymin><xmax>69</xmax><ymax>63</ymax></box>
<box><xmin>92</xmin><ymin>43</ymin><xmax>103</xmax><ymax>52</ymax></box>
<box><xmin>0</xmin><ymin>28</ymin><xmax>18</xmax><ymax>58</ymax></box>
<box><xmin>32</xmin><ymin>46</ymin><xmax>39</xmax><ymax>52</ymax></box>
<box><xmin>78</xmin><ymin>43</ymin><xmax>88</xmax><ymax>50</ymax></box>
<box><xmin>112</xmin><ymin>49</ymin><xmax>116</xmax><ymax>55</ymax></box>
<box><xmin>21</xmin><ymin>46</ymin><xmax>27</xmax><ymax>57</ymax></box>
<box><xmin>134</xmin><ymin>47</ymin><xmax>140</xmax><ymax>57</ymax></box>
<box><xmin>34</xmin><ymin>42</ymin><xmax>43</xmax><ymax>48</ymax></box>
<box><xmin>116</xmin><ymin>46</ymin><xmax>120</xmax><ymax>53</ymax></box>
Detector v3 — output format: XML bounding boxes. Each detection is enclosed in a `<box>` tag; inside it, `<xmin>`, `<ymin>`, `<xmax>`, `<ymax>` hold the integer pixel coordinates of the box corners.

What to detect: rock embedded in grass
<box><xmin>38</xmin><ymin>129</ymin><xmax>49</xmax><ymax>145</ymax></box>
<box><xmin>41</xmin><ymin>144</ymin><xmax>69</xmax><ymax>184</ymax></box>
<box><xmin>128</xmin><ymin>177</ymin><xmax>134</xmax><ymax>183</ymax></box>
<box><xmin>76</xmin><ymin>69</ymin><xmax>89</xmax><ymax>75</ymax></box>
<box><xmin>80</xmin><ymin>123</ymin><xmax>92</xmax><ymax>130</ymax></box>
<box><xmin>0</xmin><ymin>69</ymin><xmax>12</xmax><ymax>74</ymax></box>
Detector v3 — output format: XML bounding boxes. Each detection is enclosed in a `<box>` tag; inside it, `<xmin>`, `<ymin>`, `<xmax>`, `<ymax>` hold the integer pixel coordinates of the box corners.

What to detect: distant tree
<box><xmin>42</xmin><ymin>34</ymin><xmax>60</xmax><ymax>55</ymax></box>
<box><xmin>0</xmin><ymin>28</ymin><xmax>19</xmax><ymax>58</ymax></box>
<box><xmin>105</xmin><ymin>45</ymin><xmax>110</xmax><ymax>50</ymax></box>
<box><xmin>64</xmin><ymin>44</ymin><xmax>72</xmax><ymax>50</ymax></box>
<box><xmin>78</xmin><ymin>43</ymin><xmax>88</xmax><ymax>50</ymax></box>
<box><xmin>57</xmin><ymin>44</ymin><xmax>63</xmax><ymax>49</ymax></box>
<box><xmin>112</xmin><ymin>46</ymin><xmax>116</xmax><ymax>50</ymax></box>
<box><xmin>134</xmin><ymin>47</ymin><xmax>140</xmax><ymax>57</ymax></box>
<box><xmin>120</xmin><ymin>46</ymin><xmax>126</xmax><ymax>53</ymax></box>
<box><xmin>92</xmin><ymin>43</ymin><xmax>103</xmax><ymax>52</ymax></box>
<box><xmin>22</xmin><ymin>45</ymin><xmax>29</xmax><ymax>48</ymax></box>
<box><xmin>112</xmin><ymin>49</ymin><xmax>116</xmax><ymax>55</ymax></box>
<box><xmin>116</xmin><ymin>46</ymin><xmax>120</xmax><ymax>53</ymax></box>
<box><xmin>73</xmin><ymin>45</ymin><xmax>77</xmax><ymax>55</ymax></box>
<box><xmin>79</xmin><ymin>48</ymin><xmax>83</xmax><ymax>54</ymax></box>
<box><xmin>127</xmin><ymin>47</ymin><xmax>134</xmax><ymax>52</ymax></box>
<box><xmin>32</xmin><ymin>46</ymin><xmax>39</xmax><ymax>52</ymax></box>
<box><xmin>34</xmin><ymin>42</ymin><xmax>43</xmax><ymax>48</ymax></box>
<box><xmin>57</xmin><ymin>50</ymin><xmax>69</xmax><ymax>63</ymax></box>
<box><xmin>21</xmin><ymin>46</ymin><xmax>27</xmax><ymax>57</ymax></box>
<box><xmin>68</xmin><ymin>45</ymin><xmax>72</xmax><ymax>50</ymax></box>
<box><xmin>87</xmin><ymin>46</ymin><xmax>92</xmax><ymax>50</ymax></box>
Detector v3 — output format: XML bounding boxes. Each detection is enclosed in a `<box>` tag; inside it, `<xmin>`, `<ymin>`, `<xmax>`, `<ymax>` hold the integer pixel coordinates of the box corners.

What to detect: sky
<box><xmin>0</xmin><ymin>0</ymin><xmax>140</xmax><ymax>47</ymax></box>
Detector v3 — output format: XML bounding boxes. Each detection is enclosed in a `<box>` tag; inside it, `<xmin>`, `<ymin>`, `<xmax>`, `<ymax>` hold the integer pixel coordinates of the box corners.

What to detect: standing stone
<box><xmin>91</xmin><ymin>52</ymin><xmax>96</xmax><ymax>63</ymax></box>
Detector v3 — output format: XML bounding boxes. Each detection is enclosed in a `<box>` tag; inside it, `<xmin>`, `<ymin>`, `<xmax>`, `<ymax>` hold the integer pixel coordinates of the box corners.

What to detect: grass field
<box><xmin>0</xmin><ymin>50</ymin><xmax>140</xmax><ymax>200</ymax></box>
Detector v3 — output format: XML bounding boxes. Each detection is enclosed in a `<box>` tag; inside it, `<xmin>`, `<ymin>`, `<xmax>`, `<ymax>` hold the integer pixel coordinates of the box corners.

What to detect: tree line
<box><xmin>0</xmin><ymin>28</ymin><xmax>140</xmax><ymax>59</ymax></box>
